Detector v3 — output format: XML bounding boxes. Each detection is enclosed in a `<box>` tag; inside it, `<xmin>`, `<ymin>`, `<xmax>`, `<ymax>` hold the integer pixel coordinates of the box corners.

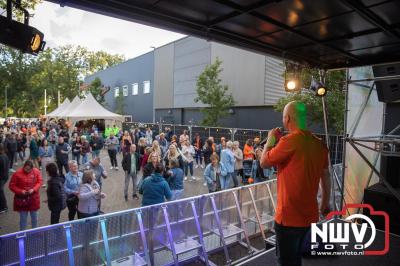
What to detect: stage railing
<box><xmin>0</xmin><ymin>180</ymin><xmax>277</xmax><ymax>266</ymax></box>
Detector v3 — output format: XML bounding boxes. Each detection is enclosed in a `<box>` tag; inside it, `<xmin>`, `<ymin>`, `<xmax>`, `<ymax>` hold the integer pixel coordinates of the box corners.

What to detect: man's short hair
<box><xmin>68</xmin><ymin>160</ymin><xmax>78</xmax><ymax>166</ymax></box>
<box><xmin>226</xmin><ymin>141</ymin><xmax>233</xmax><ymax>148</ymax></box>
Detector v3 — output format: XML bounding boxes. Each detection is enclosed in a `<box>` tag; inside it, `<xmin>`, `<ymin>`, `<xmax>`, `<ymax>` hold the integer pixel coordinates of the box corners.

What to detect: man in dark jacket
<box><xmin>90</xmin><ymin>132</ymin><xmax>104</xmax><ymax>159</ymax></box>
<box><xmin>55</xmin><ymin>136</ymin><xmax>71</xmax><ymax>176</ymax></box>
<box><xmin>5</xmin><ymin>133</ymin><xmax>17</xmax><ymax>169</ymax></box>
<box><xmin>0</xmin><ymin>143</ymin><xmax>9</xmax><ymax>213</ymax></box>
<box><xmin>122</xmin><ymin>144</ymin><xmax>140</xmax><ymax>201</ymax></box>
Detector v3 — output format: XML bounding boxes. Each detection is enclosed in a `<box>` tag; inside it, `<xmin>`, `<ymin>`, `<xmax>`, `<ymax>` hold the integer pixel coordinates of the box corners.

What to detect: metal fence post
<box><xmin>16</xmin><ymin>233</ymin><xmax>26</xmax><ymax>266</ymax></box>
<box><xmin>100</xmin><ymin>219</ymin><xmax>111</xmax><ymax>266</ymax></box>
<box><xmin>64</xmin><ymin>225</ymin><xmax>75</xmax><ymax>266</ymax></box>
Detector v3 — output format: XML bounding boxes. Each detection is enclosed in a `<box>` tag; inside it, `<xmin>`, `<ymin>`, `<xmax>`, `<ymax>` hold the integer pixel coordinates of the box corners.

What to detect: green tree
<box><xmin>0</xmin><ymin>0</ymin><xmax>42</xmax><ymax>22</ymax></box>
<box><xmin>0</xmin><ymin>45</ymin><xmax>124</xmax><ymax>117</ymax></box>
<box><xmin>195</xmin><ymin>58</ymin><xmax>235</xmax><ymax>126</ymax></box>
<box><xmin>115</xmin><ymin>90</ymin><xmax>125</xmax><ymax>115</ymax></box>
<box><xmin>87</xmin><ymin>77</ymin><xmax>107</xmax><ymax>105</ymax></box>
<box><xmin>275</xmin><ymin>66</ymin><xmax>345</xmax><ymax>133</ymax></box>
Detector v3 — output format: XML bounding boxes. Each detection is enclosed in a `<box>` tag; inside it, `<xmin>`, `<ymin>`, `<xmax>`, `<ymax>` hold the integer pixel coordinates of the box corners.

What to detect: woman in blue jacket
<box><xmin>203</xmin><ymin>153</ymin><xmax>228</xmax><ymax>193</ymax></box>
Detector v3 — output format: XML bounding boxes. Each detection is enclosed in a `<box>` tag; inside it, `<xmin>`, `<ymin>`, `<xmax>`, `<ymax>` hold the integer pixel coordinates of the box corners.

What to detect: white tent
<box><xmin>46</xmin><ymin>98</ymin><xmax>70</xmax><ymax>117</ymax></box>
<box><xmin>66</xmin><ymin>93</ymin><xmax>124</xmax><ymax>123</ymax></box>
<box><xmin>56</xmin><ymin>96</ymin><xmax>82</xmax><ymax>118</ymax></box>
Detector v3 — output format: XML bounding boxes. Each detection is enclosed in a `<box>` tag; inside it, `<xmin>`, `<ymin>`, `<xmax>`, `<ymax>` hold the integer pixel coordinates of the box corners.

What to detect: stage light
<box><xmin>284</xmin><ymin>71</ymin><xmax>301</xmax><ymax>92</ymax></box>
<box><xmin>0</xmin><ymin>15</ymin><xmax>46</xmax><ymax>55</ymax></box>
<box><xmin>286</xmin><ymin>80</ymin><xmax>297</xmax><ymax>91</ymax></box>
<box><xmin>310</xmin><ymin>78</ymin><xmax>327</xmax><ymax>97</ymax></box>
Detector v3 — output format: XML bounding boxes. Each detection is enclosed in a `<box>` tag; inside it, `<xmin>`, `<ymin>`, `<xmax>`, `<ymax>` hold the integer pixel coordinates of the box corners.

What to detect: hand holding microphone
<box><xmin>260</xmin><ymin>127</ymin><xmax>283</xmax><ymax>148</ymax></box>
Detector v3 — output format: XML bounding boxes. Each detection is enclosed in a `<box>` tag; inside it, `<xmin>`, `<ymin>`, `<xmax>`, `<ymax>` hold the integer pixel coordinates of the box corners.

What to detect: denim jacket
<box><xmin>203</xmin><ymin>162</ymin><xmax>228</xmax><ymax>191</ymax></box>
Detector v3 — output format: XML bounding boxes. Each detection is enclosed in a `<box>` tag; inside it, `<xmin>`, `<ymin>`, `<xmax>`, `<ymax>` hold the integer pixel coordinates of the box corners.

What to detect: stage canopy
<box><xmin>47</xmin><ymin>0</ymin><xmax>400</xmax><ymax>69</ymax></box>
<box><xmin>66</xmin><ymin>93</ymin><xmax>124</xmax><ymax>123</ymax></box>
<box><xmin>46</xmin><ymin>98</ymin><xmax>70</xmax><ymax>118</ymax></box>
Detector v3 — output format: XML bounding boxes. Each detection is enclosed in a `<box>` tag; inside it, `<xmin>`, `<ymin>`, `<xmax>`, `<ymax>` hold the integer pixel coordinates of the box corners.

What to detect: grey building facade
<box><xmin>85</xmin><ymin>51</ymin><xmax>154</xmax><ymax>123</ymax></box>
<box><xmin>154</xmin><ymin>37</ymin><xmax>286</xmax><ymax>130</ymax></box>
<box><xmin>86</xmin><ymin>36</ymin><xmax>288</xmax><ymax>130</ymax></box>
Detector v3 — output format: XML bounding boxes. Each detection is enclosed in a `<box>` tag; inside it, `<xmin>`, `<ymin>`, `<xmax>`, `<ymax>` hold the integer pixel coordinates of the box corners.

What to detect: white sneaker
<box><xmin>115</xmin><ymin>167</ymin><xmax>119</xmax><ymax>171</ymax></box>
<box><xmin>200</xmin><ymin>165</ymin><xmax>204</xmax><ymax>169</ymax></box>
<box><xmin>191</xmin><ymin>176</ymin><xmax>196</xmax><ymax>181</ymax></box>
<box><xmin>195</xmin><ymin>165</ymin><xmax>199</xmax><ymax>169</ymax></box>
<box><xmin>110</xmin><ymin>166</ymin><xmax>114</xmax><ymax>170</ymax></box>
<box><xmin>184</xmin><ymin>176</ymin><xmax>188</xmax><ymax>181</ymax></box>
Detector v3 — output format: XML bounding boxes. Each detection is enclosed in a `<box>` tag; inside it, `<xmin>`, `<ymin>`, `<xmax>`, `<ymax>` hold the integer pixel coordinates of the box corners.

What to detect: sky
<box><xmin>29</xmin><ymin>1</ymin><xmax>186</xmax><ymax>59</ymax></box>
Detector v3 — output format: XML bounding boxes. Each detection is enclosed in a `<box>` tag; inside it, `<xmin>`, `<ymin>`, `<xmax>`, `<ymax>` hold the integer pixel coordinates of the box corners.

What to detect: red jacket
<box><xmin>9</xmin><ymin>168</ymin><xmax>42</xmax><ymax>211</ymax></box>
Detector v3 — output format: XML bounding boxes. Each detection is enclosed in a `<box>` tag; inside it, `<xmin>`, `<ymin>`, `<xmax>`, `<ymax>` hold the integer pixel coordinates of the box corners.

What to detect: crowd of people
<box><xmin>0</xmin><ymin>119</ymin><xmax>274</xmax><ymax>231</ymax></box>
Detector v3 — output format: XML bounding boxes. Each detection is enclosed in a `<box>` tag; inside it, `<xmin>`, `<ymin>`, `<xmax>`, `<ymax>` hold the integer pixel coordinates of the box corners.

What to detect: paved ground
<box><xmin>0</xmin><ymin>150</ymin><xmax>209</xmax><ymax>235</ymax></box>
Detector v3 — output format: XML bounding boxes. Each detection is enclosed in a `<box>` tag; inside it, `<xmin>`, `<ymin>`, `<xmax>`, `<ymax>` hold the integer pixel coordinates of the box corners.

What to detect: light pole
<box><xmin>77</xmin><ymin>73</ymin><xmax>85</xmax><ymax>96</ymax></box>
<box><xmin>4</xmin><ymin>86</ymin><xmax>7</xmax><ymax>118</ymax></box>
<box><xmin>44</xmin><ymin>89</ymin><xmax>48</xmax><ymax>115</ymax></box>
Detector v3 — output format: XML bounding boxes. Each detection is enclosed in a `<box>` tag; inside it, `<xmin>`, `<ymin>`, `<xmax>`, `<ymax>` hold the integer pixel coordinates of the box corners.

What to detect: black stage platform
<box><xmin>239</xmin><ymin>229</ymin><xmax>400</xmax><ymax>266</ymax></box>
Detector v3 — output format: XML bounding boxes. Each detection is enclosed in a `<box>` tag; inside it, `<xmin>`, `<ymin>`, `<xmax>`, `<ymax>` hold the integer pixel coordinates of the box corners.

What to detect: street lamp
<box><xmin>77</xmin><ymin>73</ymin><xmax>85</xmax><ymax>96</ymax></box>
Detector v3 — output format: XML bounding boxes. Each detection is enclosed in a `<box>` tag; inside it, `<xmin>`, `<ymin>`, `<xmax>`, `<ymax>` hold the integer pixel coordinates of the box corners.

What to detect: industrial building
<box><xmin>85</xmin><ymin>36</ymin><xmax>286</xmax><ymax>129</ymax></box>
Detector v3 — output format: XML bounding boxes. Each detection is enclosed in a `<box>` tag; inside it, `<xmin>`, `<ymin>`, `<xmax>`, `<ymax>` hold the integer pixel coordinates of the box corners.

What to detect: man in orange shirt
<box><xmin>261</xmin><ymin>101</ymin><xmax>331</xmax><ymax>266</ymax></box>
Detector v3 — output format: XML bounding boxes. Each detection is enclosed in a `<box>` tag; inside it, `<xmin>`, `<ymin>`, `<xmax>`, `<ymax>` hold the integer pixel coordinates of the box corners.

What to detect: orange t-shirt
<box><xmin>243</xmin><ymin>144</ymin><xmax>254</xmax><ymax>160</ymax></box>
<box><xmin>262</xmin><ymin>130</ymin><xmax>328</xmax><ymax>227</ymax></box>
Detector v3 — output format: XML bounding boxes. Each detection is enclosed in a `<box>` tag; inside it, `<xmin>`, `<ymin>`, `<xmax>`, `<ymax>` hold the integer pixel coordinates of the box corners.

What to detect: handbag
<box><xmin>15</xmin><ymin>194</ymin><xmax>33</xmax><ymax>208</ymax></box>
<box><xmin>66</xmin><ymin>194</ymin><xmax>78</xmax><ymax>205</ymax></box>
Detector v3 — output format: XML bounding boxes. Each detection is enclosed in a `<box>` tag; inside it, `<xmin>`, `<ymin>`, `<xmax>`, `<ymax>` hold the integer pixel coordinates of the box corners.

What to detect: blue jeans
<box><xmin>171</xmin><ymin>189</ymin><xmax>184</xmax><ymax>201</ymax></box>
<box><xmin>184</xmin><ymin>161</ymin><xmax>194</xmax><ymax>177</ymax></box>
<box><xmin>92</xmin><ymin>150</ymin><xmax>100</xmax><ymax>159</ymax></box>
<box><xmin>19</xmin><ymin>211</ymin><xmax>38</xmax><ymax>230</ymax></box>
<box><xmin>220</xmin><ymin>173</ymin><xmax>232</xmax><ymax>190</ymax></box>
<box><xmin>72</xmin><ymin>153</ymin><xmax>80</xmax><ymax>165</ymax></box>
<box><xmin>81</xmin><ymin>153</ymin><xmax>89</xmax><ymax>165</ymax></box>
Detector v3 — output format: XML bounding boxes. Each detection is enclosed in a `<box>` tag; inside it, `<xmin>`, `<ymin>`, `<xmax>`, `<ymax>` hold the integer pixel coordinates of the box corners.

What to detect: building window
<box><xmin>122</xmin><ymin>85</ymin><xmax>128</xmax><ymax>96</ymax></box>
<box><xmin>132</xmin><ymin>83</ymin><xmax>138</xmax><ymax>95</ymax></box>
<box><xmin>114</xmin><ymin>87</ymin><xmax>119</xmax><ymax>97</ymax></box>
<box><xmin>143</xmin><ymin>80</ymin><xmax>151</xmax><ymax>94</ymax></box>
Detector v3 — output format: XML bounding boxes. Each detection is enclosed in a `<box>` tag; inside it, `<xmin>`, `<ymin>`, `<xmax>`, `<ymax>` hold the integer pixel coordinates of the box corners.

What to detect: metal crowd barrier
<box><xmin>0</xmin><ymin>180</ymin><xmax>277</xmax><ymax>266</ymax></box>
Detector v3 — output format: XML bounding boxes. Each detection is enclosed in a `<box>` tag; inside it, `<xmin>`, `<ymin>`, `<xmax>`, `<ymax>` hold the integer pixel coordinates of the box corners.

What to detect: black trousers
<box><xmin>66</xmin><ymin>195</ymin><xmax>78</xmax><ymax>221</ymax></box>
<box><xmin>77</xmin><ymin>210</ymin><xmax>99</xmax><ymax>219</ymax></box>
<box><xmin>50</xmin><ymin>210</ymin><xmax>61</xmax><ymax>224</ymax></box>
<box><xmin>108</xmin><ymin>149</ymin><xmax>118</xmax><ymax>167</ymax></box>
<box><xmin>274</xmin><ymin>222</ymin><xmax>310</xmax><ymax>266</ymax></box>
<box><xmin>0</xmin><ymin>179</ymin><xmax>7</xmax><ymax>210</ymax></box>
<box><xmin>57</xmin><ymin>161</ymin><xmax>69</xmax><ymax>176</ymax></box>
<box><xmin>7</xmin><ymin>152</ymin><xmax>15</xmax><ymax>168</ymax></box>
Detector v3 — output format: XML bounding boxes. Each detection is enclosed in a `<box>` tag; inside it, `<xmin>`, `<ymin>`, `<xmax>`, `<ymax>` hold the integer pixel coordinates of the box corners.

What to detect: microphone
<box><xmin>259</xmin><ymin>127</ymin><xmax>284</xmax><ymax>146</ymax></box>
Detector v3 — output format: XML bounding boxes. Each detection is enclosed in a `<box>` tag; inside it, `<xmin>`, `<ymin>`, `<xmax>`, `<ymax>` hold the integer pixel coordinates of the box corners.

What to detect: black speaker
<box><xmin>380</xmin><ymin>155</ymin><xmax>400</xmax><ymax>188</ymax></box>
<box><xmin>373</xmin><ymin>63</ymin><xmax>400</xmax><ymax>77</ymax></box>
<box><xmin>364</xmin><ymin>183</ymin><xmax>400</xmax><ymax>235</ymax></box>
<box><xmin>375</xmin><ymin>80</ymin><xmax>400</xmax><ymax>103</ymax></box>
<box><xmin>373</xmin><ymin>63</ymin><xmax>400</xmax><ymax>103</ymax></box>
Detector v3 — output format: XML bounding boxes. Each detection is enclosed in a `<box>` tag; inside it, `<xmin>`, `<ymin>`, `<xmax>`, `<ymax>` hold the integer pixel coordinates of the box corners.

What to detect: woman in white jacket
<box><xmin>181</xmin><ymin>139</ymin><xmax>195</xmax><ymax>181</ymax></box>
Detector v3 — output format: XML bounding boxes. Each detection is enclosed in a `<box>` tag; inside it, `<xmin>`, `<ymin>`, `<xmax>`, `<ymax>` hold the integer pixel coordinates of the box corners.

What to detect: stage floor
<box><xmin>239</xmin><ymin>229</ymin><xmax>400</xmax><ymax>266</ymax></box>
